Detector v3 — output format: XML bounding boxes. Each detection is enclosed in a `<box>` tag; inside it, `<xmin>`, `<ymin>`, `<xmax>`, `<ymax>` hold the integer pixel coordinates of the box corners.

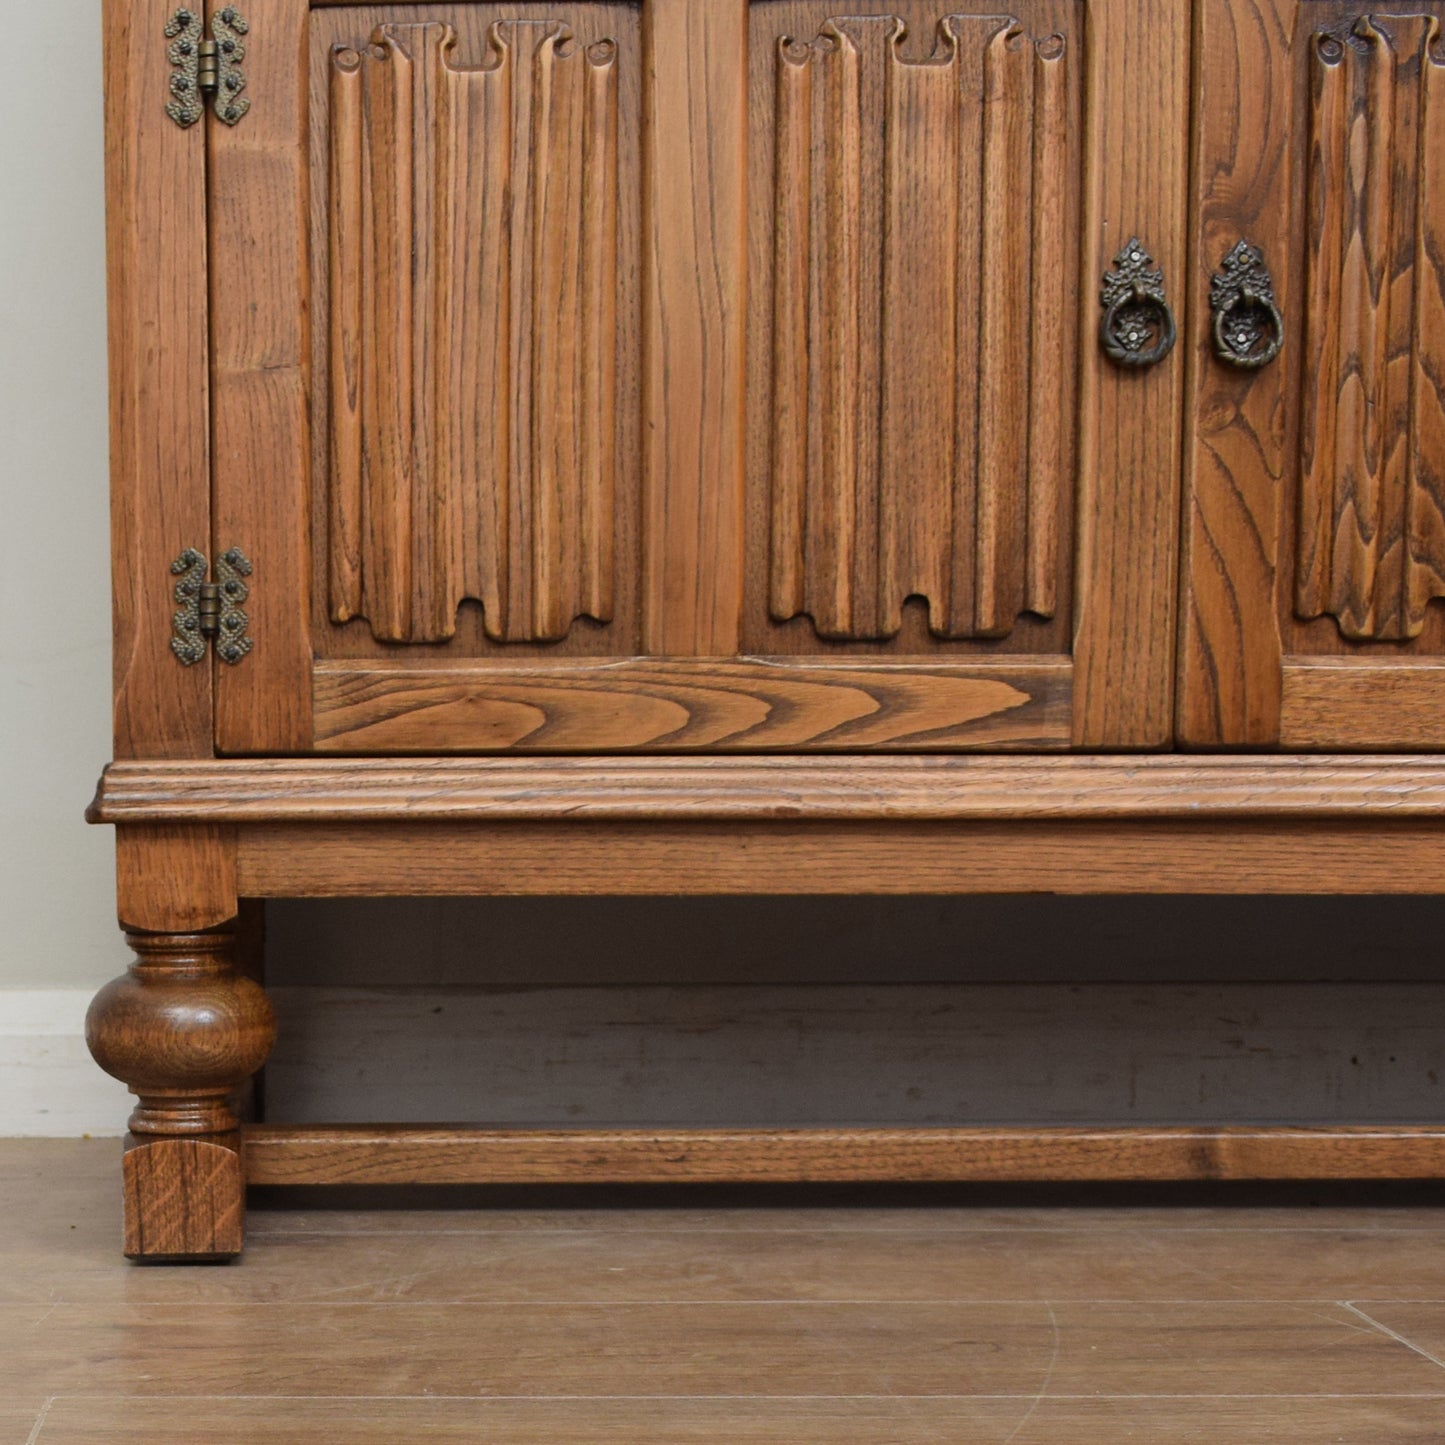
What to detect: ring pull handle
<box><xmin>1099</xmin><ymin>238</ymin><xmax>1176</xmax><ymax>368</ymax></box>
<box><xmin>1210</xmin><ymin>240</ymin><xmax>1284</xmax><ymax>369</ymax></box>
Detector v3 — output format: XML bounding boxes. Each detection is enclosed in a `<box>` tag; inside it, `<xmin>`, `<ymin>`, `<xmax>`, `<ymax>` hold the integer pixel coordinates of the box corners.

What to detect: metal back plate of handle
<box><xmin>1099</xmin><ymin>239</ymin><xmax>1176</xmax><ymax>368</ymax></box>
<box><xmin>1210</xmin><ymin>240</ymin><xmax>1283</xmax><ymax>369</ymax></box>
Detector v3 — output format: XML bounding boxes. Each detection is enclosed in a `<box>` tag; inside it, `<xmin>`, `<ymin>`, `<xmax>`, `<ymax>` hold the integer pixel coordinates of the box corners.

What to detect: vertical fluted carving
<box><xmin>1298</xmin><ymin>16</ymin><xmax>1445</xmax><ymax>640</ymax></box>
<box><xmin>1411</xmin><ymin>28</ymin><xmax>1445</xmax><ymax>623</ymax></box>
<box><xmin>1026</xmin><ymin>35</ymin><xmax>1068</xmax><ymax>621</ymax></box>
<box><xmin>769</xmin><ymin>15</ymin><xmax>1073</xmax><ymax>642</ymax></box>
<box><xmin>328</xmin><ymin>22</ymin><xmax>619</xmax><ymax>644</ymax></box>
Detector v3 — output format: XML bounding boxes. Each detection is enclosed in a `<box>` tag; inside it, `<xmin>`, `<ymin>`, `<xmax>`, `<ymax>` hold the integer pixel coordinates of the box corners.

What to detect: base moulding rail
<box><xmin>240</xmin><ymin>1124</ymin><xmax>1445</xmax><ymax>1186</ymax></box>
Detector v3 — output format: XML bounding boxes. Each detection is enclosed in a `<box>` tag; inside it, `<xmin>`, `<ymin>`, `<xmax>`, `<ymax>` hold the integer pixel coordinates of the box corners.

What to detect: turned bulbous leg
<box><xmin>86</xmin><ymin>929</ymin><xmax>276</xmax><ymax>1261</ymax></box>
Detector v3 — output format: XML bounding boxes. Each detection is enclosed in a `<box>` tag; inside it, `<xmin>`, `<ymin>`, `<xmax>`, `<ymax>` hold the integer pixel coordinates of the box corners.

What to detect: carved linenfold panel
<box><xmin>1298</xmin><ymin>15</ymin><xmax>1445</xmax><ymax>642</ymax></box>
<box><xmin>328</xmin><ymin>22</ymin><xmax>619</xmax><ymax>645</ymax></box>
<box><xmin>769</xmin><ymin>14</ymin><xmax>1074</xmax><ymax>642</ymax></box>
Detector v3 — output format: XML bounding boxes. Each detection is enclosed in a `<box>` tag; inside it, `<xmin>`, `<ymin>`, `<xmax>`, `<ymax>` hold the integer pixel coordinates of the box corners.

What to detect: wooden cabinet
<box><xmin>87</xmin><ymin>0</ymin><xmax>1445</xmax><ymax>1260</ymax></box>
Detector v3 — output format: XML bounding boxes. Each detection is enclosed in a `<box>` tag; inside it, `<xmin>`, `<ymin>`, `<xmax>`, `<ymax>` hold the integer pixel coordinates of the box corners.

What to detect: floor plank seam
<box><xmin>32</xmin><ymin>1392</ymin><xmax>1445</xmax><ymax>1402</ymax></box>
<box><xmin>246</xmin><ymin>1225</ymin><xmax>1445</xmax><ymax>1239</ymax></box>
<box><xmin>999</xmin><ymin>1299</ymin><xmax>1059</xmax><ymax>1443</ymax></box>
<box><xmin>25</xmin><ymin>1300</ymin><xmax>1445</xmax><ymax>1312</ymax></box>
<box><xmin>22</xmin><ymin>1398</ymin><xmax>54</xmax><ymax>1445</ymax></box>
<box><xmin>1342</xmin><ymin>1302</ymin><xmax>1445</xmax><ymax>1371</ymax></box>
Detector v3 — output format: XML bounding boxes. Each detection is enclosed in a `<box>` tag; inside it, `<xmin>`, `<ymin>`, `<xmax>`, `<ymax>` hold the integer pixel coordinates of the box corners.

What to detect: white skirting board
<box><xmin>6</xmin><ymin>983</ymin><xmax>1444</xmax><ymax>1136</ymax></box>
<box><xmin>0</xmin><ymin>991</ymin><xmax>129</xmax><ymax>1137</ymax></box>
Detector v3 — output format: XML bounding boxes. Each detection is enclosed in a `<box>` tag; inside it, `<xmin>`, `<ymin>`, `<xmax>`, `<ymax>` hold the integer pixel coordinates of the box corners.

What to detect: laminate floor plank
<box><xmin>1344</xmin><ymin>1301</ymin><xmax>1445</xmax><ymax>1365</ymax></box>
<box><xmin>18</xmin><ymin>1226</ymin><xmax>1445</xmax><ymax>1306</ymax></box>
<box><xmin>250</xmin><ymin>1198</ymin><xmax>1445</xmax><ymax>1237</ymax></box>
<box><xmin>32</xmin><ymin>1394</ymin><xmax>1445</xmax><ymax>1445</ymax></box>
<box><xmin>8</xmin><ymin>1141</ymin><xmax>1445</xmax><ymax>1442</ymax></box>
<box><xmin>2</xmin><ymin>1300</ymin><xmax>1440</xmax><ymax>1399</ymax></box>
<box><xmin>30</xmin><ymin>1396</ymin><xmax>1024</xmax><ymax>1443</ymax></box>
<box><xmin>0</xmin><ymin>1300</ymin><xmax>72</xmax><ymax>1438</ymax></box>
<box><xmin>0</xmin><ymin>1403</ymin><xmax>47</xmax><ymax>1445</ymax></box>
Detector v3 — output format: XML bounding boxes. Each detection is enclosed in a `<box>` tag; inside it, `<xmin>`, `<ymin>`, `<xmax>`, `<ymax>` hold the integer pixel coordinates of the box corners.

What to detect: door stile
<box><xmin>210</xmin><ymin>0</ymin><xmax>314</xmax><ymax>753</ymax></box>
<box><xmin>640</xmin><ymin>0</ymin><xmax>750</xmax><ymax>657</ymax></box>
<box><xmin>1071</xmin><ymin>0</ymin><xmax>1193</xmax><ymax>747</ymax></box>
<box><xmin>107</xmin><ymin>0</ymin><xmax>214</xmax><ymax>758</ymax></box>
<box><xmin>1177</xmin><ymin>0</ymin><xmax>1293</xmax><ymax>747</ymax></box>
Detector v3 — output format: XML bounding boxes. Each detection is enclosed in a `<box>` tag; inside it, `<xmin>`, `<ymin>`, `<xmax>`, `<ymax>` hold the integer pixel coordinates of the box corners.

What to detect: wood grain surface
<box><xmin>242</xmin><ymin>1124</ymin><xmax>1445</xmax><ymax>1185</ymax></box>
<box><xmin>1298</xmin><ymin>15</ymin><xmax>1445</xmax><ymax>642</ymax></box>
<box><xmin>121</xmin><ymin>1135</ymin><xmax>246</xmax><ymax>1260</ymax></box>
<box><xmin>15</xmin><ymin>1138</ymin><xmax>1445</xmax><ymax>1425</ymax></box>
<box><xmin>28</xmin><ymin>1397</ymin><xmax>1445</xmax><ymax>1442</ymax></box>
<box><xmin>104</xmin><ymin>0</ymin><xmax>212</xmax><ymax>758</ymax></box>
<box><xmin>762</xmin><ymin>13</ymin><xmax>1076</xmax><ymax>641</ymax></box>
<box><xmin>233</xmin><ymin>819</ymin><xmax>1445</xmax><ymax>895</ymax></box>
<box><xmin>1184</xmin><ymin>7</ymin><xmax>1445</xmax><ymax>747</ymax></box>
<box><xmin>326</xmin><ymin>21</ymin><xmax>619</xmax><ymax>644</ymax></box>
<box><xmin>114</xmin><ymin>824</ymin><xmax>237</xmax><ymax>934</ymax></box>
<box><xmin>7</xmin><ymin>1298</ymin><xmax>1439</xmax><ymax>1403</ymax></box>
<box><xmin>642</xmin><ymin>0</ymin><xmax>747</xmax><ymax>656</ymax></box>
<box><xmin>85</xmin><ymin>932</ymin><xmax>275</xmax><ymax>1256</ymax></box>
<box><xmin>1177</xmin><ymin>0</ymin><xmax>1292</xmax><ymax>745</ymax></box>
<box><xmin>189</xmin><ymin>0</ymin><xmax>1193</xmax><ymax>753</ymax></box>
<box><xmin>89</xmin><ymin>753</ymin><xmax>1445</xmax><ymax>822</ymax></box>
<box><xmin>310</xmin><ymin>658</ymin><xmax>1071</xmax><ymax>750</ymax></box>
<box><xmin>309</xmin><ymin>2</ymin><xmax>644</xmax><ymax>665</ymax></box>
<box><xmin>1071</xmin><ymin>0</ymin><xmax>1190</xmax><ymax>746</ymax></box>
<box><xmin>211</xmin><ymin>0</ymin><xmax>314</xmax><ymax>752</ymax></box>
<box><xmin>1281</xmin><ymin>657</ymin><xmax>1445</xmax><ymax>748</ymax></box>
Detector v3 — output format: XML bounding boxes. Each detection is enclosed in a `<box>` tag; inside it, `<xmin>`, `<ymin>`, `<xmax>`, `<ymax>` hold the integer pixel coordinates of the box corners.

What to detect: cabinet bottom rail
<box><xmin>240</xmin><ymin>1124</ymin><xmax>1445</xmax><ymax>1186</ymax></box>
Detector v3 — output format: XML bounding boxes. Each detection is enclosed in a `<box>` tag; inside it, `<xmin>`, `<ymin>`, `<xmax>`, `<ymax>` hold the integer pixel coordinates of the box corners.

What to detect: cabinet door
<box><xmin>1181</xmin><ymin>0</ymin><xmax>1445</xmax><ymax>748</ymax></box>
<box><xmin>212</xmin><ymin>0</ymin><xmax>1186</xmax><ymax>754</ymax></box>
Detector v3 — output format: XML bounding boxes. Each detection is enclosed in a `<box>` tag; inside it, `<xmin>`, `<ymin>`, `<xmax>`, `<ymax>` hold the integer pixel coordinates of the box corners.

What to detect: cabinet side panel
<box><xmin>211</xmin><ymin>0</ymin><xmax>315</xmax><ymax>751</ymax></box>
<box><xmin>1176</xmin><ymin>0</ymin><xmax>1293</xmax><ymax>746</ymax></box>
<box><xmin>1072</xmin><ymin>0</ymin><xmax>1191</xmax><ymax>746</ymax></box>
<box><xmin>105</xmin><ymin>0</ymin><xmax>213</xmax><ymax>758</ymax></box>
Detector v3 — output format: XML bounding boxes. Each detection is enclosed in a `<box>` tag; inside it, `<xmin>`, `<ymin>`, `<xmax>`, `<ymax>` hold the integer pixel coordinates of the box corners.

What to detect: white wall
<box><xmin>0</xmin><ymin>2</ymin><xmax>123</xmax><ymax>1129</ymax></box>
<box><xmin>0</xmin><ymin>0</ymin><xmax>117</xmax><ymax>996</ymax></box>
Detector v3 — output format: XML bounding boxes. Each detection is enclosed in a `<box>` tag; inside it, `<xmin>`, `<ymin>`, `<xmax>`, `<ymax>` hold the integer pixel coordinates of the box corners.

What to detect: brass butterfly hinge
<box><xmin>165</xmin><ymin>7</ymin><xmax>250</xmax><ymax>128</ymax></box>
<box><xmin>170</xmin><ymin>548</ymin><xmax>254</xmax><ymax>665</ymax></box>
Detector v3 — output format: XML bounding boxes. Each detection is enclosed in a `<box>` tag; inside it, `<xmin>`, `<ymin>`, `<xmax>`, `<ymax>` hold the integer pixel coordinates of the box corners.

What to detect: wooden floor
<box><xmin>6</xmin><ymin>1142</ymin><xmax>1445</xmax><ymax>1441</ymax></box>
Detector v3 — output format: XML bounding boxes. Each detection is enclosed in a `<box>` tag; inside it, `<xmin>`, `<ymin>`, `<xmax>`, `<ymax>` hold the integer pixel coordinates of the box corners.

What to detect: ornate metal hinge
<box><xmin>171</xmin><ymin>548</ymin><xmax>254</xmax><ymax>665</ymax></box>
<box><xmin>166</xmin><ymin>7</ymin><xmax>250</xmax><ymax>128</ymax></box>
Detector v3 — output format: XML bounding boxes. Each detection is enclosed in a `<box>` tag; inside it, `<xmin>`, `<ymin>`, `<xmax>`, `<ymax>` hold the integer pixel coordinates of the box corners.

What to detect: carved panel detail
<box><xmin>1298</xmin><ymin>15</ymin><xmax>1445</xmax><ymax>641</ymax></box>
<box><xmin>769</xmin><ymin>15</ymin><xmax>1072</xmax><ymax>641</ymax></box>
<box><xmin>328</xmin><ymin>22</ymin><xmax>619</xmax><ymax>644</ymax></box>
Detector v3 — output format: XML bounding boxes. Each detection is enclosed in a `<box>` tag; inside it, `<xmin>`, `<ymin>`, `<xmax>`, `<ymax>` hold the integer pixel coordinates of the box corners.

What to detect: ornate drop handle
<box><xmin>1210</xmin><ymin>240</ymin><xmax>1284</xmax><ymax>369</ymax></box>
<box><xmin>1099</xmin><ymin>238</ymin><xmax>1176</xmax><ymax>368</ymax></box>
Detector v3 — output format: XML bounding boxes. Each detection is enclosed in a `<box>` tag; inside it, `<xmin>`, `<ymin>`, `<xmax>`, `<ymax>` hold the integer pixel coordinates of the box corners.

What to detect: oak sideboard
<box><xmin>85</xmin><ymin>0</ymin><xmax>1445</xmax><ymax>1258</ymax></box>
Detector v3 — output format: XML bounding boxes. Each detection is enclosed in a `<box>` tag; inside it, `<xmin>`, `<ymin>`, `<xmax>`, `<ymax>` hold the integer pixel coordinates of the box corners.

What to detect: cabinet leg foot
<box><xmin>86</xmin><ymin>929</ymin><xmax>275</xmax><ymax>1261</ymax></box>
<box><xmin>121</xmin><ymin>1132</ymin><xmax>246</xmax><ymax>1261</ymax></box>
